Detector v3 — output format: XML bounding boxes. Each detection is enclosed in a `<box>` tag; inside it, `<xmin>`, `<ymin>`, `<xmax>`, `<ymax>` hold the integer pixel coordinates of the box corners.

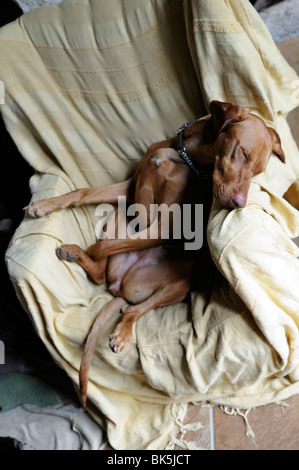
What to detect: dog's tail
<box><xmin>79</xmin><ymin>296</ymin><xmax>127</xmax><ymax>407</ymax></box>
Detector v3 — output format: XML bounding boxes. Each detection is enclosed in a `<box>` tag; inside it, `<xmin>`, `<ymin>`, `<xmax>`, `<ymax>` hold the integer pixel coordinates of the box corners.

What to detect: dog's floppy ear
<box><xmin>267</xmin><ymin>126</ymin><xmax>285</xmax><ymax>163</ymax></box>
<box><xmin>203</xmin><ymin>100</ymin><xmax>248</xmax><ymax>143</ymax></box>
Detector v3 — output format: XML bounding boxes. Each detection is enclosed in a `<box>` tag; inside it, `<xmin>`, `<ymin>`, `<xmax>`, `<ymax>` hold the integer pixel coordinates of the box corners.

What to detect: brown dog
<box><xmin>25</xmin><ymin>101</ymin><xmax>285</xmax><ymax>405</ymax></box>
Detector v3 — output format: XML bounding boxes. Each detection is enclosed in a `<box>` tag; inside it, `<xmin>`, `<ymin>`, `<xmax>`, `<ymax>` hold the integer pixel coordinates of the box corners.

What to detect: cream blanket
<box><xmin>1</xmin><ymin>0</ymin><xmax>299</xmax><ymax>450</ymax></box>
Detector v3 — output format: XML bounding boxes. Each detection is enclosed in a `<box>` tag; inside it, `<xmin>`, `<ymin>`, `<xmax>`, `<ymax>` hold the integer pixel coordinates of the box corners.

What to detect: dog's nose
<box><xmin>231</xmin><ymin>194</ymin><xmax>246</xmax><ymax>208</ymax></box>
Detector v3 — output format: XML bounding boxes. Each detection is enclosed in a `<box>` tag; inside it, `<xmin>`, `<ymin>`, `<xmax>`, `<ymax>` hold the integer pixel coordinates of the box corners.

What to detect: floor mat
<box><xmin>0</xmin><ymin>373</ymin><xmax>62</xmax><ymax>413</ymax></box>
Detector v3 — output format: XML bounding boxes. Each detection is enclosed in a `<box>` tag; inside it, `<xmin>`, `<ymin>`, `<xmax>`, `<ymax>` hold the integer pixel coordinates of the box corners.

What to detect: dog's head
<box><xmin>205</xmin><ymin>100</ymin><xmax>285</xmax><ymax>208</ymax></box>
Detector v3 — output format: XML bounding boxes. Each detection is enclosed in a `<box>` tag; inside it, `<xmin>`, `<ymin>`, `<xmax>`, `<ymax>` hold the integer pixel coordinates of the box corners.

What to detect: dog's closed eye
<box><xmin>241</xmin><ymin>147</ymin><xmax>249</xmax><ymax>163</ymax></box>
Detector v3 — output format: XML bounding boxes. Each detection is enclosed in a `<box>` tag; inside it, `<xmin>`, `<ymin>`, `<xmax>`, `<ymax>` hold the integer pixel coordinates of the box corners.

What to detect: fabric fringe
<box><xmin>275</xmin><ymin>400</ymin><xmax>289</xmax><ymax>411</ymax></box>
<box><xmin>165</xmin><ymin>404</ymin><xmax>207</xmax><ymax>450</ymax></box>
<box><xmin>219</xmin><ymin>406</ymin><xmax>257</xmax><ymax>447</ymax></box>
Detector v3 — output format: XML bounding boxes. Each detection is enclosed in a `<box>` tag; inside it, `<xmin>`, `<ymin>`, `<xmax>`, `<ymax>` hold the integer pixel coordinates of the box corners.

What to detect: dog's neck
<box><xmin>175</xmin><ymin>115</ymin><xmax>216</xmax><ymax>168</ymax></box>
<box><xmin>176</xmin><ymin>120</ymin><xmax>202</xmax><ymax>177</ymax></box>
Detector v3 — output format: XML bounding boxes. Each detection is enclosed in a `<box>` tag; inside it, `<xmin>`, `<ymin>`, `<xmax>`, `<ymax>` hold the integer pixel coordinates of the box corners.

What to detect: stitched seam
<box><xmin>193</xmin><ymin>19</ymin><xmax>244</xmax><ymax>34</ymax></box>
<box><xmin>45</xmin><ymin>34</ymin><xmax>186</xmax><ymax>74</ymax></box>
<box><xmin>5</xmin><ymin>56</ymin><xmax>193</xmax><ymax>103</ymax></box>
<box><xmin>0</xmin><ymin>31</ymin><xmax>185</xmax><ymax>75</ymax></box>
<box><xmin>0</xmin><ymin>31</ymin><xmax>186</xmax><ymax>76</ymax></box>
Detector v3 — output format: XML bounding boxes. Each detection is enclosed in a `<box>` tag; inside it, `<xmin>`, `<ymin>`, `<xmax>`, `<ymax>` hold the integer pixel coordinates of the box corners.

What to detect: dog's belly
<box><xmin>120</xmin><ymin>255</ymin><xmax>192</xmax><ymax>305</ymax></box>
<box><xmin>107</xmin><ymin>246</ymin><xmax>167</xmax><ymax>300</ymax></box>
<box><xmin>106</xmin><ymin>251</ymin><xmax>140</xmax><ymax>296</ymax></box>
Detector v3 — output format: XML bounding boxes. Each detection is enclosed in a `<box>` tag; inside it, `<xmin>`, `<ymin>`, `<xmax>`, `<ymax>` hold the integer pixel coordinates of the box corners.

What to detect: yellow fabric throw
<box><xmin>1</xmin><ymin>0</ymin><xmax>299</xmax><ymax>449</ymax></box>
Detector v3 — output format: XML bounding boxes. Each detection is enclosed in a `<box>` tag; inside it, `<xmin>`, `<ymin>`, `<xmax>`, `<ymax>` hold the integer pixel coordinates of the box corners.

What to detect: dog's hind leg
<box><xmin>56</xmin><ymin>244</ymin><xmax>108</xmax><ymax>285</ymax></box>
<box><xmin>109</xmin><ymin>278</ymin><xmax>190</xmax><ymax>353</ymax></box>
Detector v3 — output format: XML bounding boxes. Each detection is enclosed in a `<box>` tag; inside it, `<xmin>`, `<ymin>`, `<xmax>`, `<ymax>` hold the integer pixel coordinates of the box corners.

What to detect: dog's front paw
<box><xmin>24</xmin><ymin>198</ymin><xmax>61</xmax><ymax>218</ymax></box>
<box><xmin>56</xmin><ymin>244</ymin><xmax>81</xmax><ymax>262</ymax></box>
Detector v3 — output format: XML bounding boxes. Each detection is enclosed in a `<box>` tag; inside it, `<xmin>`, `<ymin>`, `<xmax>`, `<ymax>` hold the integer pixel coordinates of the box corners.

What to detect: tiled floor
<box><xmin>178</xmin><ymin>396</ymin><xmax>299</xmax><ymax>450</ymax></box>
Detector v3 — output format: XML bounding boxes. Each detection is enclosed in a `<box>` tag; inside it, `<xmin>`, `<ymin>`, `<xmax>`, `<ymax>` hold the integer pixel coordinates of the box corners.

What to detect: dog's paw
<box><xmin>24</xmin><ymin>199</ymin><xmax>61</xmax><ymax>218</ymax></box>
<box><xmin>109</xmin><ymin>322</ymin><xmax>133</xmax><ymax>353</ymax></box>
<box><xmin>56</xmin><ymin>245</ymin><xmax>81</xmax><ymax>262</ymax></box>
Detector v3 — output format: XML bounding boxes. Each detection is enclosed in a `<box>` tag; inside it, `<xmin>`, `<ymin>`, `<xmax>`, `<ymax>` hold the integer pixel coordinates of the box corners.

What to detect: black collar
<box><xmin>176</xmin><ymin>121</ymin><xmax>211</xmax><ymax>181</ymax></box>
